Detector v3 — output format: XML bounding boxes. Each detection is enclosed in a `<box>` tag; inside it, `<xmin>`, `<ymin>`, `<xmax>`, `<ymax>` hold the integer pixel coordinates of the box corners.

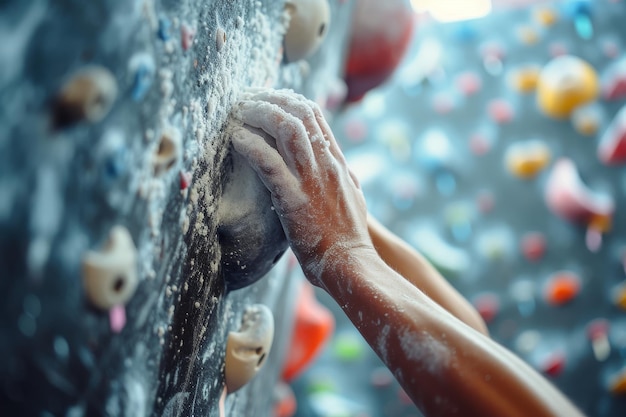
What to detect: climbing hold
<box><xmin>510</xmin><ymin>280</ymin><xmax>536</xmax><ymax>317</ymax></box>
<box><xmin>216</xmin><ymin>27</ymin><xmax>227</xmax><ymax>52</ymax></box>
<box><xmin>128</xmin><ymin>53</ymin><xmax>155</xmax><ymax>101</ymax></box>
<box><xmin>544</xmin><ymin>158</ymin><xmax>614</xmax><ymax>225</ymax></box>
<box><xmin>612</xmin><ymin>282</ymin><xmax>626</xmax><ymax>310</ymax></box>
<box><xmin>109</xmin><ymin>305</ymin><xmax>127</xmax><ymax>333</ymax></box>
<box><xmin>409</xmin><ymin>225</ymin><xmax>470</xmax><ymax>276</ymax></box>
<box><xmin>505</xmin><ymin>140</ymin><xmax>551</xmax><ymax>179</ymax></box>
<box><xmin>282</xmin><ymin>281</ymin><xmax>334</xmax><ymax>381</ymax></box>
<box><xmin>509</xmin><ymin>65</ymin><xmax>541</xmax><ymax>93</ymax></box>
<box><xmin>273</xmin><ymin>382</ymin><xmax>297</xmax><ymax>417</ymax></box>
<box><xmin>537</xmin><ymin>55</ymin><xmax>598</xmax><ymax>119</ymax></box>
<box><xmin>52</xmin><ymin>65</ymin><xmax>118</xmax><ymax>128</ymax></box>
<box><xmin>98</xmin><ymin>129</ymin><xmax>128</xmax><ymax>182</ymax></box>
<box><xmin>218</xmin><ymin>125</ymin><xmax>289</xmax><ymax>291</ymax></box>
<box><xmin>598</xmin><ymin>105</ymin><xmax>626</xmax><ymax>165</ymax></box>
<box><xmin>487</xmin><ymin>99</ymin><xmax>514</xmax><ymax>124</ymax></box>
<box><xmin>415</xmin><ymin>129</ymin><xmax>455</xmax><ymax>173</ymax></box>
<box><xmin>455</xmin><ymin>71</ymin><xmax>482</xmax><ymax>96</ymax></box>
<box><xmin>283</xmin><ymin>0</ymin><xmax>330</xmax><ymax>63</ymax></box>
<box><xmin>520</xmin><ymin>232</ymin><xmax>546</xmax><ymax>262</ymax></box>
<box><xmin>515</xmin><ymin>330</ymin><xmax>541</xmax><ymax>354</ymax></box>
<box><xmin>157</xmin><ymin>16</ymin><xmax>172</xmax><ymax>41</ymax></box>
<box><xmin>602</xmin><ymin>57</ymin><xmax>626</xmax><ymax>101</ymax></box>
<box><xmin>344</xmin><ymin>0</ymin><xmax>415</xmax><ymax>102</ymax></box>
<box><xmin>571</xmin><ymin>102</ymin><xmax>603</xmax><ymax>136</ymax></box>
<box><xmin>332</xmin><ymin>330</ymin><xmax>365</xmax><ymax>362</ymax></box>
<box><xmin>181</xmin><ymin>23</ymin><xmax>196</xmax><ymax>51</ymax></box>
<box><xmin>472</xmin><ymin>293</ymin><xmax>500</xmax><ymax>323</ymax></box>
<box><xmin>586</xmin><ymin>319</ymin><xmax>610</xmax><ymax>362</ymax></box>
<box><xmin>563</xmin><ymin>0</ymin><xmax>594</xmax><ymax>40</ymax></box>
<box><xmin>82</xmin><ymin>226</ymin><xmax>138</xmax><ymax>310</ymax></box>
<box><xmin>516</xmin><ymin>25</ymin><xmax>540</xmax><ymax>45</ymax></box>
<box><xmin>609</xmin><ymin>368</ymin><xmax>626</xmax><ymax>395</ymax></box>
<box><xmin>153</xmin><ymin>125</ymin><xmax>182</xmax><ymax>175</ymax></box>
<box><xmin>540</xmin><ymin>351</ymin><xmax>567</xmax><ymax>377</ymax></box>
<box><xmin>544</xmin><ymin>271</ymin><xmax>581</xmax><ymax>306</ymax></box>
<box><xmin>534</xmin><ymin>7</ymin><xmax>558</xmax><ymax>26</ymax></box>
<box><xmin>179</xmin><ymin>171</ymin><xmax>192</xmax><ymax>191</ymax></box>
<box><xmin>225</xmin><ymin>304</ymin><xmax>274</xmax><ymax>394</ymax></box>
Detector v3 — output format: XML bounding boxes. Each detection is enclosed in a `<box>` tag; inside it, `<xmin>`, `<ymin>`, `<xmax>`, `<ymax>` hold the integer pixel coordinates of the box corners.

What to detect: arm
<box><xmin>231</xmin><ymin>89</ymin><xmax>584</xmax><ymax>417</ymax></box>
<box><xmin>367</xmin><ymin>215</ymin><xmax>489</xmax><ymax>335</ymax></box>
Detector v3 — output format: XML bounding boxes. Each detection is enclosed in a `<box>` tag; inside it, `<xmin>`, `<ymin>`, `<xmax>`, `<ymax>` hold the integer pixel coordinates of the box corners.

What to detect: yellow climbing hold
<box><xmin>534</xmin><ymin>7</ymin><xmax>558</xmax><ymax>26</ymax></box>
<box><xmin>613</xmin><ymin>282</ymin><xmax>626</xmax><ymax>310</ymax></box>
<box><xmin>510</xmin><ymin>66</ymin><xmax>541</xmax><ymax>93</ymax></box>
<box><xmin>505</xmin><ymin>140</ymin><xmax>551</xmax><ymax>179</ymax></box>
<box><xmin>537</xmin><ymin>55</ymin><xmax>599</xmax><ymax>119</ymax></box>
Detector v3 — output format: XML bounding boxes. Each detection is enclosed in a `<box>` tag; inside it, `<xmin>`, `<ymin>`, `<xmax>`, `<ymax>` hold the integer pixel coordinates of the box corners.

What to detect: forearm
<box><xmin>315</xmin><ymin>247</ymin><xmax>583</xmax><ymax>417</ymax></box>
<box><xmin>367</xmin><ymin>215</ymin><xmax>488</xmax><ymax>335</ymax></box>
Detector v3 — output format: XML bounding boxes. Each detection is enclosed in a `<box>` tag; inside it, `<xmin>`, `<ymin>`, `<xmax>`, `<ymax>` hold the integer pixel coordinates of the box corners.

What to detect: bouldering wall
<box><xmin>0</xmin><ymin>1</ymin><xmax>353</xmax><ymax>416</ymax></box>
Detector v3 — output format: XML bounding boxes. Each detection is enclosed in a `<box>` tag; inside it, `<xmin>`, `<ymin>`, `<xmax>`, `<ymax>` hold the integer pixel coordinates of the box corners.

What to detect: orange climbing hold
<box><xmin>609</xmin><ymin>369</ymin><xmax>626</xmax><ymax>395</ymax></box>
<box><xmin>282</xmin><ymin>280</ymin><xmax>335</xmax><ymax>381</ymax></box>
<box><xmin>544</xmin><ymin>271</ymin><xmax>581</xmax><ymax>306</ymax></box>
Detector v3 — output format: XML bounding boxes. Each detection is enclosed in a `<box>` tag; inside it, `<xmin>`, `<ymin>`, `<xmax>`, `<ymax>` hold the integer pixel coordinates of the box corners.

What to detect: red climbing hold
<box><xmin>521</xmin><ymin>232</ymin><xmax>546</xmax><ymax>262</ymax></box>
<box><xmin>544</xmin><ymin>271</ymin><xmax>581</xmax><ymax>306</ymax></box>
<box><xmin>344</xmin><ymin>0</ymin><xmax>416</xmax><ymax>102</ymax></box>
<box><xmin>282</xmin><ymin>281</ymin><xmax>335</xmax><ymax>381</ymax></box>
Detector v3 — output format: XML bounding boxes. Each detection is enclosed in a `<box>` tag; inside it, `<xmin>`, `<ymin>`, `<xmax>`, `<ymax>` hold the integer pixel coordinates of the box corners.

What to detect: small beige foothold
<box><xmin>82</xmin><ymin>226</ymin><xmax>138</xmax><ymax>310</ymax></box>
<box><xmin>53</xmin><ymin>65</ymin><xmax>118</xmax><ymax>128</ymax></box>
<box><xmin>283</xmin><ymin>0</ymin><xmax>330</xmax><ymax>63</ymax></box>
<box><xmin>216</xmin><ymin>27</ymin><xmax>226</xmax><ymax>52</ymax></box>
<box><xmin>153</xmin><ymin>125</ymin><xmax>182</xmax><ymax>175</ymax></box>
<box><xmin>225</xmin><ymin>304</ymin><xmax>274</xmax><ymax>393</ymax></box>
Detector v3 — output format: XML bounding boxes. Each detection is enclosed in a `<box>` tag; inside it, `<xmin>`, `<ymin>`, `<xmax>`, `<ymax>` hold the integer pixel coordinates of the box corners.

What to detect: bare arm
<box><xmin>231</xmin><ymin>89</ymin><xmax>584</xmax><ymax>417</ymax></box>
<box><xmin>367</xmin><ymin>215</ymin><xmax>488</xmax><ymax>335</ymax></box>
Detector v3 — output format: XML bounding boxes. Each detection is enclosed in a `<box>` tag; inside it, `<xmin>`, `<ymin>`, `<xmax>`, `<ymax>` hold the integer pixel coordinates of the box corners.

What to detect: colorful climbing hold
<box><xmin>505</xmin><ymin>140</ymin><xmax>551</xmax><ymax>179</ymax></box>
<box><xmin>571</xmin><ymin>103</ymin><xmax>603</xmax><ymax>136</ymax></box>
<box><xmin>455</xmin><ymin>71</ymin><xmax>482</xmax><ymax>96</ymax></box>
<box><xmin>540</xmin><ymin>351</ymin><xmax>567</xmax><ymax>377</ymax></box>
<box><xmin>602</xmin><ymin>57</ymin><xmax>626</xmax><ymax>101</ymax></box>
<box><xmin>129</xmin><ymin>53</ymin><xmax>155</xmax><ymax>101</ymax></box>
<box><xmin>544</xmin><ymin>158</ymin><xmax>614</xmax><ymax>225</ymax></box>
<box><xmin>181</xmin><ymin>23</ymin><xmax>196</xmax><ymax>51</ymax></box>
<box><xmin>544</xmin><ymin>271</ymin><xmax>581</xmax><ymax>306</ymax></box>
<box><xmin>472</xmin><ymin>293</ymin><xmax>500</xmax><ymax>323</ymax></box>
<box><xmin>609</xmin><ymin>368</ymin><xmax>626</xmax><ymax>395</ymax></box>
<box><xmin>534</xmin><ymin>7</ymin><xmax>558</xmax><ymax>26</ymax></box>
<box><xmin>282</xmin><ymin>281</ymin><xmax>334</xmax><ymax>381</ymax></box>
<box><xmin>537</xmin><ymin>55</ymin><xmax>599</xmax><ymax>119</ymax></box>
<box><xmin>509</xmin><ymin>66</ymin><xmax>541</xmax><ymax>93</ymax></box>
<box><xmin>586</xmin><ymin>319</ymin><xmax>611</xmax><ymax>362</ymax></box>
<box><xmin>488</xmin><ymin>99</ymin><xmax>514</xmax><ymax>124</ymax></box>
<box><xmin>520</xmin><ymin>232</ymin><xmax>547</xmax><ymax>262</ymax></box>
<box><xmin>332</xmin><ymin>331</ymin><xmax>365</xmax><ymax>362</ymax></box>
<box><xmin>612</xmin><ymin>282</ymin><xmax>626</xmax><ymax>310</ymax></box>
<box><xmin>598</xmin><ymin>105</ymin><xmax>626</xmax><ymax>165</ymax></box>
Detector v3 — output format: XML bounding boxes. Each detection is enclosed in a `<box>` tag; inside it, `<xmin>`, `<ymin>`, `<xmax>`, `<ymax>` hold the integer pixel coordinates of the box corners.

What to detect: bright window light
<box><xmin>410</xmin><ymin>0</ymin><xmax>492</xmax><ymax>23</ymax></box>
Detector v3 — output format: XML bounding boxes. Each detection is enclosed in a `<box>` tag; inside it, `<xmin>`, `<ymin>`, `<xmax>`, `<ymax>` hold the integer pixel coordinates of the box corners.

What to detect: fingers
<box><xmin>237</xmin><ymin>100</ymin><xmax>317</xmax><ymax>177</ymax></box>
<box><xmin>230</xmin><ymin>126</ymin><xmax>305</xmax><ymax>211</ymax></box>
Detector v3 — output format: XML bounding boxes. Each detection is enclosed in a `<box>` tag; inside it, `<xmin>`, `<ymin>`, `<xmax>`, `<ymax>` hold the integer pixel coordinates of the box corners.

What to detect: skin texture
<box><xmin>231</xmin><ymin>89</ymin><xmax>585</xmax><ymax>417</ymax></box>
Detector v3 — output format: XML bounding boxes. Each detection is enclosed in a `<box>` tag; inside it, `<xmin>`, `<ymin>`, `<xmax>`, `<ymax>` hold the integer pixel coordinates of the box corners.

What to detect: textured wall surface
<box><xmin>0</xmin><ymin>1</ymin><xmax>352</xmax><ymax>416</ymax></box>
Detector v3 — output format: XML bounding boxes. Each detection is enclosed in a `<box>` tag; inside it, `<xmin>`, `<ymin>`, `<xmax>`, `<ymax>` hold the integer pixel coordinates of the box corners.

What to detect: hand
<box><xmin>230</xmin><ymin>89</ymin><xmax>373</xmax><ymax>286</ymax></box>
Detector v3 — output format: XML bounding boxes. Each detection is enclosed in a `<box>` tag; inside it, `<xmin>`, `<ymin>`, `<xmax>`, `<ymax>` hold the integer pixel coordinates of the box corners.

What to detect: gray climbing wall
<box><xmin>0</xmin><ymin>1</ymin><xmax>353</xmax><ymax>416</ymax></box>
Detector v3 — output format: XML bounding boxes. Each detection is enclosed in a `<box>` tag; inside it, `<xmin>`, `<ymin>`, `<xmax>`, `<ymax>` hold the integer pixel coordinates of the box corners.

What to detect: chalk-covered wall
<box><xmin>0</xmin><ymin>1</ymin><xmax>352</xmax><ymax>416</ymax></box>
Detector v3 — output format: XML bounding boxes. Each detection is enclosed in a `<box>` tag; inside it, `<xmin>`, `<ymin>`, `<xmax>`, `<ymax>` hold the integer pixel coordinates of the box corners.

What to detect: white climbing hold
<box><xmin>283</xmin><ymin>0</ymin><xmax>330</xmax><ymax>63</ymax></box>
<box><xmin>82</xmin><ymin>226</ymin><xmax>138</xmax><ymax>310</ymax></box>
<box><xmin>225</xmin><ymin>304</ymin><xmax>274</xmax><ymax>393</ymax></box>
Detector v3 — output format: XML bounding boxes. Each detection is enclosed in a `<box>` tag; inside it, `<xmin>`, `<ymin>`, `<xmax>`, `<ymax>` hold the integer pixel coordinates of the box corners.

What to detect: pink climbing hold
<box><xmin>598</xmin><ymin>105</ymin><xmax>626</xmax><ymax>165</ymax></box>
<box><xmin>456</xmin><ymin>72</ymin><xmax>482</xmax><ymax>96</ymax></box>
<box><xmin>109</xmin><ymin>305</ymin><xmax>126</xmax><ymax>333</ymax></box>
<box><xmin>488</xmin><ymin>99</ymin><xmax>514</xmax><ymax>124</ymax></box>
<box><xmin>544</xmin><ymin>158</ymin><xmax>614</xmax><ymax>225</ymax></box>
<box><xmin>521</xmin><ymin>232</ymin><xmax>546</xmax><ymax>262</ymax></box>
<box><xmin>181</xmin><ymin>23</ymin><xmax>196</xmax><ymax>51</ymax></box>
<box><xmin>473</xmin><ymin>293</ymin><xmax>500</xmax><ymax>323</ymax></box>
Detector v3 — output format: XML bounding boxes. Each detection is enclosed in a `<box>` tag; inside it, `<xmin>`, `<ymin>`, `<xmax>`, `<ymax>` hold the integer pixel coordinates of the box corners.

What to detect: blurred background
<box><xmin>285</xmin><ymin>0</ymin><xmax>626</xmax><ymax>416</ymax></box>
